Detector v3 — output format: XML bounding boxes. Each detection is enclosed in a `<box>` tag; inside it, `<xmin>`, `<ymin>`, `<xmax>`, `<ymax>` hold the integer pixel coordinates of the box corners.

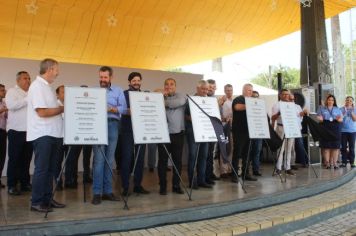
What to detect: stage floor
<box><xmin>0</xmin><ymin>164</ymin><xmax>352</xmax><ymax>229</ymax></box>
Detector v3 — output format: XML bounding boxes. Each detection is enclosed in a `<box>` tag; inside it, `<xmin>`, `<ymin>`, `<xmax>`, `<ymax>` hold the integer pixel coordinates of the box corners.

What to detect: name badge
<box><xmin>329</xmin><ymin>117</ymin><xmax>333</xmax><ymax>122</ymax></box>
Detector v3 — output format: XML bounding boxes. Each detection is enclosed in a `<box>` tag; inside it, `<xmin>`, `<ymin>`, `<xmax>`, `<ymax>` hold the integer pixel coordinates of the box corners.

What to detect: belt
<box><xmin>277</xmin><ymin>123</ymin><xmax>283</xmax><ymax>126</ymax></box>
<box><xmin>108</xmin><ymin>118</ymin><xmax>119</xmax><ymax>122</ymax></box>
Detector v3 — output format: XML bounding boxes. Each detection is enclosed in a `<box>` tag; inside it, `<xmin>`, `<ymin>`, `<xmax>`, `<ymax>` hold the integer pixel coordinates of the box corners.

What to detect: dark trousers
<box><xmin>206</xmin><ymin>142</ymin><xmax>216</xmax><ymax>181</ymax></box>
<box><xmin>251</xmin><ymin>139</ymin><xmax>262</xmax><ymax>173</ymax></box>
<box><xmin>7</xmin><ymin>130</ymin><xmax>33</xmax><ymax>188</ymax></box>
<box><xmin>157</xmin><ymin>132</ymin><xmax>184</xmax><ymax>190</ymax></box>
<box><xmin>0</xmin><ymin>129</ymin><xmax>6</xmax><ymax>182</ymax></box>
<box><xmin>31</xmin><ymin>136</ymin><xmax>63</xmax><ymax>206</ymax></box>
<box><xmin>295</xmin><ymin>137</ymin><xmax>308</xmax><ymax>165</ymax></box>
<box><xmin>55</xmin><ymin>145</ymin><xmax>68</xmax><ymax>187</ymax></box>
<box><xmin>65</xmin><ymin>145</ymin><xmax>92</xmax><ymax>185</ymax></box>
<box><xmin>115</xmin><ymin>134</ymin><xmax>122</xmax><ymax>171</ymax></box>
<box><xmin>120</xmin><ymin>131</ymin><xmax>146</xmax><ymax>190</ymax></box>
<box><xmin>232</xmin><ymin>132</ymin><xmax>251</xmax><ymax>176</ymax></box>
<box><xmin>341</xmin><ymin>132</ymin><xmax>356</xmax><ymax>165</ymax></box>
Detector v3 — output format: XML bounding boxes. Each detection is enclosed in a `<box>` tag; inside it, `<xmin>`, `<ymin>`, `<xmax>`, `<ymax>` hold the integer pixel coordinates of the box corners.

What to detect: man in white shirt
<box><xmin>27</xmin><ymin>58</ymin><xmax>65</xmax><ymax>212</ymax></box>
<box><xmin>5</xmin><ymin>71</ymin><xmax>33</xmax><ymax>195</ymax></box>
<box><xmin>271</xmin><ymin>89</ymin><xmax>298</xmax><ymax>176</ymax></box>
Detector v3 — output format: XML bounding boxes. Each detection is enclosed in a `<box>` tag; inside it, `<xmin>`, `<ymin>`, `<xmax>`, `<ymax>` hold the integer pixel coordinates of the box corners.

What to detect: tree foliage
<box><xmin>251</xmin><ymin>65</ymin><xmax>300</xmax><ymax>90</ymax></box>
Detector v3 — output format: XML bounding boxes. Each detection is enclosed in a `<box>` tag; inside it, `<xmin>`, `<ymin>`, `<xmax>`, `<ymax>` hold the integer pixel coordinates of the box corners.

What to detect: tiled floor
<box><xmin>0</xmin><ymin>164</ymin><xmax>351</xmax><ymax>228</ymax></box>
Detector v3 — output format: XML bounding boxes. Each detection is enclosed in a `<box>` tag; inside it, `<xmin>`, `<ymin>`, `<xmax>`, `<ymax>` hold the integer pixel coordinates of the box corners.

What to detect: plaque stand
<box><xmin>188</xmin><ymin>143</ymin><xmax>200</xmax><ymax>200</ymax></box>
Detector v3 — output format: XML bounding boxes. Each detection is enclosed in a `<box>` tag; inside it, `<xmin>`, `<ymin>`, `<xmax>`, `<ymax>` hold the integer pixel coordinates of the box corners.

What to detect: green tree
<box><xmin>251</xmin><ymin>65</ymin><xmax>300</xmax><ymax>90</ymax></box>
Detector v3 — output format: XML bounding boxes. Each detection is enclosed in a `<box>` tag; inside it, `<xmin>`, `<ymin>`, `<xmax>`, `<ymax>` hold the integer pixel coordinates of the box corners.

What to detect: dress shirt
<box><xmin>5</xmin><ymin>85</ymin><xmax>28</xmax><ymax>131</ymax></box>
<box><xmin>0</xmin><ymin>100</ymin><xmax>6</xmax><ymax>130</ymax></box>
<box><xmin>106</xmin><ymin>85</ymin><xmax>127</xmax><ymax>120</ymax></box>
<box><xmin>165</xmin><ymin>92</ymin><xmax>187</xmax><ymax>134</ymax></box>
<box><xmin>27</xmin><ymin>76</ymin><xmax>63</xmax><ymax>141</ymax></box>
<box><xmin>221</xmin><ymin>98</ymin><xmax>233</xmax><ymax>122</ymax></box>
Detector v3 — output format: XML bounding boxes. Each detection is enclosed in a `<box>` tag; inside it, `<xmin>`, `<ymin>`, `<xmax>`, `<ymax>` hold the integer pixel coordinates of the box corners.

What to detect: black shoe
<box><xmin>198</xmin><ymin>183</ymin><xmax>212</xmax><ymax>188</ymax></box>
<box><xmin>8</xmin><ymin>187</ymin><xmax>20</xmax><ymax>195</ymax></box>
<box><xmin>102</xmin><ymin>193</ymin><xmax>120</xmax><ymax>201</ymax></box>
<box><xmin>21</xmin><ymin>184</ymin><xmax>32</xmax><ymax>192</ymax></box>
<box><xmin>91</xmin><ymin>194</ymin><xmax>101</xmax><ymax>205</ymax></box>
<box><xmin>83</xmin><ymin>177</ymin><xmax>93</xmax><ymax>184</ymax></box>
<box><xmin>189</xmin><ymin>183</ymin><xmax>199</xmax><ymax>190</ymax></box>
<box><xmin>172</xmin><ymin>187</ymin><xmax>184</xmax><ymax>194</ymax></box>
<box><xmin>56</xmin><ymin>185</ymin><xmax>63</xmax><ymax>191</ymax></box>
<box><xmin>253</xmin><ymin>171</ymin><xmax>262</xmax><ymax>176</ymax></box>
<box><xmin>133</xmin><ymin>186</ymin><xmax>150</xmax><ymax>194</ymax></box>
<box><xmin>149</xmin><ymin>167</ymin><xmax>154</xmax><ymax>173</ymax></box>
<box><xmin>0</xmin><ymin>182</ymin><xmax>5</xmax><ymax>188</ymax></box>
<box><xmin>286</xmin><ymin>170</ymin><xmax>296</xmax><ymax>176</ymax></box>
<box><xmin>220</xmin><ymin>173</ymin><xmax>230</xmax><ymax>179</ymax></box>
<box><xmin>291</xmin><ymin>165</ymin><xmax>298</xmax><ymax>170</ymax></box>
<box><xmin>340</xmin><ymin>163</ymin><xmax>347</xmax><ymax>168</ymax></box>
<box><xmin>159</xmin><ymin>188</ymin><xmax>167</xmax><ymax>195</ymax></box>
<box><xmin>121</xmin><ymin>189</ymin><xmax>130</xmax><ymax>197</ymax></box>
<box><xmin>31</xmin><ymin>204</ymin><xmax>53</xmax><ymax>213</ymax></box>
<box><xmin>65</xmin><ymin>183</ymin><xmax>77</xmax><ymax>189</ymax></box>
<box><xmin>274</xmin><ymin>169</ymin><xmax>282</xmax><ymax>175</ymax></box>
<box><xmin>206</xmin><ymin>179</ymin><xmax>215</xmax><ymax>185</ymax></box>
<box><xmin>243</xmin><ymin>175</ymin><xmax>257</xmax><ymax>181</ymax></box>
<box><xmin>211</xmin><ymin>175</ymin><xmax>220</xmax><ymax>181</ymax></box>
<box><xmin>51</xmin><ymin>199</ymin><xmax>66</xmax><ymax>208</ymax></box>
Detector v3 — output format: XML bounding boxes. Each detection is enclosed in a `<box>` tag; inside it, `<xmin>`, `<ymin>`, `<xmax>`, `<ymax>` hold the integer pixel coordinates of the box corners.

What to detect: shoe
<box><xmin>31</xmin><ymin>204</ymin><xmax>53</xmax><ymax>213</ymax></box>
<box><xmin>83</xmin><ymin>177</ymin><xmax>93</xmax><ymax>184</ymax></box>
<box><xmin>166</xmin><ymin>167</ymin><xmax>171</xmax><ymax>172</ymax></box>
<box><xmin>220</xmin><ymin>173</ymin><xmax>230</xmax><ymax>179</ymax></box>
<box><xmin>65</xmin><ymin>183</ymin><xmax>77</xmax><ymax>189</ymax></box>
<box><xmin>0</xmin><ymin>182</ymin><xmax>5</xmax><ymax>188</ymax></box>
<box><xmin>189</xmin><ymin>183</ymin><xmax>199</xmax><ymax>190</ymax></box>
<box><xmin>91</xmin><ymin>194</ymin><xmax>101</xmax><ymax>205</ymax></box>
<box><xmin>334</xmin><ymin>166</ymin><xmax>339</xmax><ymax>169</ymax></box>
<box><xmin>133</xmin><ymin>186</ymin><xmax>150</xmax><ymax>194</ymax></box>
<box><xmin>243</xmin><ymin>175</ymin><xmax>257</xmax><ymax>181</ymax></box>
<box><xmin>21</xmin><ymin>184</ymin><xmax>32</xmax><ymax>192</ymax></box>
<box><xmin>340</xmin><ymin>163</ymin><xmax>347</xmax><ymax>168</ymax></box>
<box><xmin>206</xmin><ymin>179</ymin><xmax>215</xmax><ymax>185</ymax></box>
<box><xmin>56</xmin><ymin>185</ymin><xmax>63</xmax><ymax>191</ymax></box>
<box><xmin>198</xmin><ymin>183</ymin><xmax>212</xmax><ymax>188</ymax></box>
<box><xmin>291</xmin><ymin>165</ymin><xmax>299</xmax><ymax>170</ymax></box>
<box><xmin>172</xmin><ymin>187</ymin><xmax>184</xmax><ymax>194</ymax></box>
<box><xmin>159</xmin><ymin>188</ymin><xmax>167</xmax><ymax>195</ymax></box>
<box><xmin>253</xmin><ymin>171</ymin><xmax>262</xmax><ymax>176</ymax></box>
<box><xmin>326</xmin><ymin>165</ymin><xmax>331</xmax><ymax>169</ymax></box>
<box><xmin>102</xmin><ymin>193</ymin><xmax>120</xmax><ymax>201</ymax></box>
<box><xmin>51</xmin><ymin>199</ymin><xmax>66</xmax><ymax>208</ymax></box>
<box><xmin>275</xmin><ymin>169</ymin><xmax>282</xmax><ymax>175</ymax></box>
<box><xmin>8</xmin><ymin>187</ymin><xmax>20</xmax><ymax>195</ymax></box>
<box><xmin>286</xmin><ymin>170</ymin><xmax>296</xmax><ymax>176</ymax></box>
<box><xmin>121</xmin><ymin>189</ymin><xmax>130</xmax><ymax>197</ymax></box>
<box><xmin>149</xmin><ymin>167</ymin><xmax>154</xmax><ymax>173</ymax></box>
<box><xmin>211</xmin><ymin>175</ymin><xmax>220</xmax><ymax>181</ymax></box>
<box><xmin>301</xmin><ymin>164</ymin><xmax>309</xmax><ymax>168</ymax></box>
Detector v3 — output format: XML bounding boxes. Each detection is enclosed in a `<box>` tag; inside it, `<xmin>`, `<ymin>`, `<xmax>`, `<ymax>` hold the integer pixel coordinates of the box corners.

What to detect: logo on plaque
<box><xmin>143</xmin><ymin>137</ymin><xmax>147</xmax><ymax>141</ymax></box>
<box><xmin>202</xmin><ymin>100</ymin><xmax>205</xmax><ymax>104</ymax></box>
<box><xmin>83</xmin><ymin>92</ymin><xmax>88</xmax><ymax>97</ymax></box>
<box><xmin>74</xmin><ymin>136</ymin><xmax>79</xmax><ymax>141</ymax></box>
<box><xmin>145</xmin><ymin>96</ymin><xmax>149</xmax><ymax>101</ymax></box>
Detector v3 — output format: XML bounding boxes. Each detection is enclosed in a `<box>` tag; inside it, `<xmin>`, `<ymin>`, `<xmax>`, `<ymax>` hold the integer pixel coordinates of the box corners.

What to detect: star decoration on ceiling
<box><xmin>107</xmin><ymin>14</ymin><xmax>117</xmax><ymax>27</ymax></box>
<box><xmin>25</xmin><ymin>0</ymin><xmax>39</xmax><ymax>15</ymax></box>
<box><xmin>161</xmin><ymin>22</ymin><xmax>170</xmax><ymax>35</ymax></box>
<box><xmin>300</xmin><ymin>0</ymin><xmax>312</xmax><ymax>7</ymax></box>
<box><xmin>225</xmin><ymin>32</ymin><xmax>233</xmax><ymax>44</ymax></box>
<box><xmin>271</xmin><ymin>0</ymin><xmax>278</xmax><ymax>11</ymax></box>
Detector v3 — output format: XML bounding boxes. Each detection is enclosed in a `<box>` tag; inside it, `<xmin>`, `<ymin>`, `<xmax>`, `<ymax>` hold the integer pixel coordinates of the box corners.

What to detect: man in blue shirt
<box><xmin>92</xmin><ymin>66</ymin><xmax>127</xmax><ymax>205</ymax></box>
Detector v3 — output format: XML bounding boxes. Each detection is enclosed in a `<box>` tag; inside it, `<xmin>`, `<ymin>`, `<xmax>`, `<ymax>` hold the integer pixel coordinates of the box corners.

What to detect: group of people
<box><xmin>0</xmin><ymin>58</ymin><xmax>354</xmax><ymax>214</ymax></box>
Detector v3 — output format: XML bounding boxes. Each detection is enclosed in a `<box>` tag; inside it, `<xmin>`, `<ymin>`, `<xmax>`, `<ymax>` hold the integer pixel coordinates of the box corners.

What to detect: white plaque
<box><xmin>245</xmin><ymin>97</ymin><xmax>270</xmax><ymax>139</ymax></box>
<box><xmin>129</xmin><ymin>91</ymin><xmax>170</xmax><ymax>144</ymax></box>
<box><xmin>64</xmin><ymin>87</ymin><xmax>108</xmax><ymax>145</ymax></box>
<box><xmin>302</xmin><ymin>87</ymin><xmax>316</xmax><ymax>113</ymax></box>
<box><xmin>279</xmin><ymin>101</ymin><xmax>302</xmax><ymax>138</ymax></box>
<box><xmin>188</xmin><ymin>96</ymin><xmax>221</xmax><ymax>142</ymax></box>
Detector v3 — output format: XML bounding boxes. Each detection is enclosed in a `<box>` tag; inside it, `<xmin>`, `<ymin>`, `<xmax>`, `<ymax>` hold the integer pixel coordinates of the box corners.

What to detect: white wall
<box><xmin>0</xmin><ymin>57</ymin><xmax>203</xmax><ymax>176</ymax></box>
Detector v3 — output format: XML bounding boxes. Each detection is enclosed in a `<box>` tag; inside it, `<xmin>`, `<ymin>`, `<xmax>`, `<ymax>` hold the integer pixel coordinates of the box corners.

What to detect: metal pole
<box><xmin>350</xmin><ymin>9</ymin><xmax>355</xmax><ymax>99</ymax></box>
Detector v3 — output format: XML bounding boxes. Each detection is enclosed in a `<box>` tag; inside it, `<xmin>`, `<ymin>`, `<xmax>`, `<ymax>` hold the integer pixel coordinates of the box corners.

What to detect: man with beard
<box><xmin>120</xmin><ymin>72</ymin><xmax>149</xmax><ymax>196</ymax></box>
<box><xmin>91</xmin><ymin>66</ymin><xmax>126</xmax><ymax>205</ymax></box>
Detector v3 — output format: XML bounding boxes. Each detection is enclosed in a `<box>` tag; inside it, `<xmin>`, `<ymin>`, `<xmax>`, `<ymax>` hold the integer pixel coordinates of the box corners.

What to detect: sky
<box><xmin>180</xmin><ymin>8</ymin><xmax>356</xmax><ymax>95</ymax></box>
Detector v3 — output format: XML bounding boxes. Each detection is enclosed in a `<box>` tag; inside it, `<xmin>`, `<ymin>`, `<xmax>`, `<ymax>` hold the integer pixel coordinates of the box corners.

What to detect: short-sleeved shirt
<box><xmin>106</xmin><ymin>85</ymin><xmax>127</xmax><ymax>120</ymax></box>
<box><xmin>340</xmin><ymin>106</ymin><xmax>356</xmax><ymax>133</ymax></box>
<box><xmin>5</xmin><ymin>85</ymin><xmax>28</xmax><ymax>132</ymax></box>
<box><xmin>221</xmin><ymin>98</ymin><xmax>233</xmax><ymax>122</ymax></box>
<box><xmin>317</xmin><ymin>106</ymin><xmax>342</xmax><ymax>122</ymax></box>
<box><xmin>27</xmin><ymin>76</ymin><xmax>63</xmax><ymax>141</ymax></box>
<box><xmin>232</xmin><ymin>95</ymin><xmax>248</xmax><ymax>133</ymax></box>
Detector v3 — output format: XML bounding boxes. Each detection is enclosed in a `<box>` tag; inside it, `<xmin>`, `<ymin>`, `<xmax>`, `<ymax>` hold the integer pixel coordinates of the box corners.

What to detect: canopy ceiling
<box><xmin>0</xmin><ymin>0</ymin><xmax>355</xmax><ymax>70</ymax></box>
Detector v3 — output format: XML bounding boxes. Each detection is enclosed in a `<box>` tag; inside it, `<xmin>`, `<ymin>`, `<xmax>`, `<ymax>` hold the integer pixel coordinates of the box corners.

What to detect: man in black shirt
<box><xmin>232</xmin><ymin>83</ymin><xmax>257</xmax><ymax>182</ymax></box>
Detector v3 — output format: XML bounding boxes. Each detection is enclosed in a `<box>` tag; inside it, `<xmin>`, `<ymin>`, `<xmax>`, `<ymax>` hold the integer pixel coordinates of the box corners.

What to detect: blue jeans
<box><xmin>120</xmin><ymin>131</ymin><xmax>146</xmax><ymax>190</ymax></box>
<box><xmin>341</xmin><ymin>132</ymin><xmax>356</xmax><ymax>165</ymax></box>
<box><xmin>92</xmin><ymin>120</ymin><xmax>119</xmax><ymax>195</ymax></box>
<box><xmin>251</xmin><ymin>139</ymin><xmax>262</xmax><ymax>173</ymax></box>
<box><xmin>186</xmin><ymin>128</ymin><xmax>208</xmax><ymax>185</ymax></box>
<box><xmin>295</xmin><ymin>137</ymin><xmax>308</xmax><ymax>165</ymax></box>
<box><xmin>31</xmin><ymin>136</ymin><xmax>63</xmax><ymax>206</ymax></box>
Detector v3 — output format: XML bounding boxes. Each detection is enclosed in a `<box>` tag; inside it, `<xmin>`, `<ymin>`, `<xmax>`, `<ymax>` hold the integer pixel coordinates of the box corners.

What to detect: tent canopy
<box><xmin>0</xmin><ymin>0</ymin><xmax>355</xmax><ymax>69</ymax></box>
